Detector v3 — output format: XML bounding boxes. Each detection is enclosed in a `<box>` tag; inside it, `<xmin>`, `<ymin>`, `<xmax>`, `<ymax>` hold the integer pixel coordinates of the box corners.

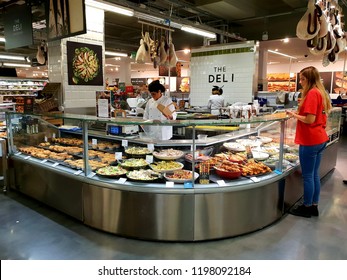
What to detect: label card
<box><xmin>217</xmin><ymin>180</ymin><xmax>226</xmax><ymax>186</ymax></box>
<box><xmin>115</xmin><ymin>152</ymin><xmax>122</xmax><ymax>160</ymax></box>
<box><xmin>146</xmin><ymin>155</ymin><xmax>153</xmax><ymax>163</ymax></box>
<box><xmin>147</xmin><ymin>144</ymin><xmax>154</xmax><ymax>151</ymax></box>
<box><xmin>122</xmin><ymin>140</ymin><xmax>128</xmax><ymax>147</ymax></box>
<box><xmin>118</xmin><ymin>177</ymin><xmax>127</xmax><ymax>184</ymax></box>
<box><xmin>92</xmin><ymin>138</ymin><xmax>97</xmax><ymax>145</ymax></box>
<box><xmin>166</xmin><ymin>181</ymin><xmax>174</xmax><ymax>188</ymax></box>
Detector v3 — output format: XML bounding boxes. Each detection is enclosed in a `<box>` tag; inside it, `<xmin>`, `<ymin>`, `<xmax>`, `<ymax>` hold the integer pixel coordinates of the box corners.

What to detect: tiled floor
<box><xmin>0</xmin><ymin>135</ymin><xmax>346</xmax><ymax>260</ymax></box>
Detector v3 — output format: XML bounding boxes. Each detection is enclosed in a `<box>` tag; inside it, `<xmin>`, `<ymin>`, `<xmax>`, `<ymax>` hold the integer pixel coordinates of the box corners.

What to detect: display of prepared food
<box><xmin>241</xmin><ymin>159</ymin><xmax>272</xmax><ymax>176</ymax></box>
<box><xmin>150</xmin><ymin>161</ymin><xmax>184</xmax><ymax>173</ymax></box>
<box><xmin>95</xmin><ymin>165</ymin><xmax>127</xmax><ymax>177</ymax></box>
<box><xmin>120</xmin><ymin>158</ymin><xmax>149</xmax><ymax>168</ymax></box>
<box><xmin>256</xmin><ymin>136</ymin><xmax>273</xmax><ymax>143</ymax></box>
<box><xmin>283</xmin><ymin>153</ymin><xmax>299</xmax><ymax>162</ymax></box>
<box><xmin>164</xmin><ymin>170</ymin><xmax>199</xmax><ymax>183</ymax></box>
<box><xmin>223</xmin><ymin>142</ymin><xmax>246</xmax><ymax>152</ymax></box>
<box><xmin>125</xmin><ymin>146</ymin><xmax>152</xmax><ymax>155</ymax></box>
<box><xmin>126</xmin><ymin>169</ymin><xmax>160</xmax><ymax>181</ymax></box>
<box><xmin>251</xmin><ymin>151</ymin><xmax>269</xmax><ymax>161</ymax></box>
<box><xmin>152</xmin><ymin>149</ymin><xmax>184</xmax><ymax>160</ymax></box>
<box><xmin>185</xmin><ymin>153</ymin><xmax>211</xmax><ymax>162</ymax></box>
<box><xmin>214</xmin><ymin>152</ymin><xmax>246</xmax><ymax>163</ymax></box>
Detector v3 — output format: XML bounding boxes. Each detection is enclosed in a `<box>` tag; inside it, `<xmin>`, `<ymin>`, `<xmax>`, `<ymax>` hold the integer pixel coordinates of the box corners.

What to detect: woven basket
<box><xmin>36</xmin><ymin>97</ymin><xmax>58</xmax><ymax>112</ymax></box>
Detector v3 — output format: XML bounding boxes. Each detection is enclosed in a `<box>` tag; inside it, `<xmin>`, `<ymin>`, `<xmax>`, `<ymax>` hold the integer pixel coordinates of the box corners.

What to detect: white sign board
<box><xmin>189</xmin><ymin>41</ymin><xmax>258</xmax><ymax>106</ymax></box>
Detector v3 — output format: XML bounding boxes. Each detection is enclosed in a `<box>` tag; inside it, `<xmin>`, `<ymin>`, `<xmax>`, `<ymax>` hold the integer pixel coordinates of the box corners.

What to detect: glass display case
<box><xmin>4</xmin><ymin>108</ymin><xmax>341</xmax><ymax>241</ymax></box>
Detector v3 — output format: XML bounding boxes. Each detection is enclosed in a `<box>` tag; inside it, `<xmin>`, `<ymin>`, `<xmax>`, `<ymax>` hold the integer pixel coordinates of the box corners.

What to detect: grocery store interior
<box><xmin>0</xmin><ymin>134</ymin><xmax>346</xmax><ymax>260</ymax></box>
<box><xmin>1</xmin><ymin>0</ymin><xmax>347</xmax><ymax>260</ymax></box>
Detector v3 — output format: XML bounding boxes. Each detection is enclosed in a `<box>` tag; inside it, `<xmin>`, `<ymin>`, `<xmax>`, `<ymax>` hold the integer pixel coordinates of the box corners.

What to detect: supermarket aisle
<box><xmin>0</xmin><ymin>136</ymin><xmax>346</xmax><ymax>260</ymax></box>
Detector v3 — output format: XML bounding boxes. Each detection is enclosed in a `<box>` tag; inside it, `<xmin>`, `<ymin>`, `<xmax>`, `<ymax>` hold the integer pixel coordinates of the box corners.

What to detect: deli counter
<box><xmin>4</xmin><ymin>108</ymin><xmax>341</xmax><ymax>241</ymax></box>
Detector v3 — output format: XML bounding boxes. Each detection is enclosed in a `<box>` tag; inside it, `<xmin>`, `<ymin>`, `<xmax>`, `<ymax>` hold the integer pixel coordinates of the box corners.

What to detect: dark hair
<box><xmin>148</xmin><ymin>80</ymin><xmax>165</xmax><ymax>93</ymax></box>
<box><xmin>212</xmin><ymin>85</ymin><xmax>223</xmax><ymax>95</ymax></box>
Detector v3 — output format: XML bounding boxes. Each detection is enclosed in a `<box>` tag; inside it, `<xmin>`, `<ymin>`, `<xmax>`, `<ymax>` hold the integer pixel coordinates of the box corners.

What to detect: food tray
<box><xmin>152</xmin><ymin>149</ymin><xmax>184</xmax><ymax>160</ymax></box>
<box><xmin>164</xmin><ymin>170</ymin><xmax>199</xmax><ymax>183</ymax></box>
<box><xmin>150</xmin><ymin>161</ymin><xmax>184</xmax><ymax>173</ymax></box>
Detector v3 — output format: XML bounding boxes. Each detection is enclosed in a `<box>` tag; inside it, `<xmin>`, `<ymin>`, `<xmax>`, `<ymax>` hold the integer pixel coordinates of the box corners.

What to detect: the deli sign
<box><xmin>208</xmin><ymin>66</ymin><xmax>234</xmax><ymax>85</ymax></box>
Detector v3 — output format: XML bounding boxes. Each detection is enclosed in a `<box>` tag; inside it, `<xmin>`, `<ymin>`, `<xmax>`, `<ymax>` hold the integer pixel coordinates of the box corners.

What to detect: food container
<box><xmin>197</xmin><ymin>134</ymin><xmax>207</xmax><ymax>141</ymax></box>
<box><xmin>214</xmin><ymin>167</ymin><xmax>242</xmax><ymax>179</ymax></box>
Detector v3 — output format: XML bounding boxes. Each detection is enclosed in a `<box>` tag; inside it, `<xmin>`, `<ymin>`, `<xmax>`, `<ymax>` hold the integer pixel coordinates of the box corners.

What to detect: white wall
<box><xmin>189</xmin><ymin>41</ymin><xmax>257</xmax><ymax>106</ymax></box>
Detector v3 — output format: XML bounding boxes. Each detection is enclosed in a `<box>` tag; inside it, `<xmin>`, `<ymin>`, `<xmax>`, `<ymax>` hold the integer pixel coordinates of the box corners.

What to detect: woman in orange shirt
<box><xmin>286</xmin><ymin>66</ymin><xmax>332</xmax><ymax>218</ymax></box>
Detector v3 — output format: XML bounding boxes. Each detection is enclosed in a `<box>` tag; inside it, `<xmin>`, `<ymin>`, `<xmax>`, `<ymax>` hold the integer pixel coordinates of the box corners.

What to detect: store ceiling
<box><xmin>0</xmin><ymin>0</ymin><xmax>347</xmax><ymax>67</ymax></box>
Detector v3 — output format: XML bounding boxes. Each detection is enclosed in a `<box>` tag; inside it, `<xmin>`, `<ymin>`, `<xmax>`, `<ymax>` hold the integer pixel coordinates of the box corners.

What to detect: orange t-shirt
<box><xmin>294</xmin><ymin>88</ymin><xmax>328</xmax><ymax>146</ymax></box>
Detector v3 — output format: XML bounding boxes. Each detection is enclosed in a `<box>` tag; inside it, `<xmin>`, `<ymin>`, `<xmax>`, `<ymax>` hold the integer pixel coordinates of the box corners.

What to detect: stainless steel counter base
<box><xmin>83</xmin><ymin>180</ymin><xmax>283</xmax><ymax>241</ymax></box>
<box><xmin>9</xmin><ymin>142</ymin><xmax>338</xmax><ymax>241</ymax></box>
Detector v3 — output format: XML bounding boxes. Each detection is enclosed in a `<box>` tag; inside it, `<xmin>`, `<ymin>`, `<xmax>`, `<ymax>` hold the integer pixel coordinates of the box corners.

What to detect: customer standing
<box><xmin>143</xmin><ymin>80</ymin><xmax>177</xmax><ymax>140</ymax></box>
<box><xmin>287</xmin><ymin>66</ymin><xmax>332</xmax><ymax>218</ymax></box>
<box><xmin>207</xmin><ymin>86</ymin><xmax>224</xmax><ymax>115</ymax></box>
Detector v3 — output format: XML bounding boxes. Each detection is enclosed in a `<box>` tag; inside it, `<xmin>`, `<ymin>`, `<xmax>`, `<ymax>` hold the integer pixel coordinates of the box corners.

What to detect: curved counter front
<box><xmin>11</xmin><ymin>155</ymin><xmax>293</xmax><ymax>241</ymax></box>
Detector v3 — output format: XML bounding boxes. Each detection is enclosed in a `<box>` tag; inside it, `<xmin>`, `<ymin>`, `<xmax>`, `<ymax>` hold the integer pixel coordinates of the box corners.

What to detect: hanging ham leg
<box><xmin>296</xmin><ymin>0</ymin><xmax>320</xmax><ymax>40</ymax></box>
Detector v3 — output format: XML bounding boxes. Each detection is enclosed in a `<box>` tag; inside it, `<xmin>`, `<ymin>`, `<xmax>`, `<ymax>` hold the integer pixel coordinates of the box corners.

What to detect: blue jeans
<box><xmin>299</xmin><ymin>142</ymin><xmax>327</xmax><ymax>206</ymax></box>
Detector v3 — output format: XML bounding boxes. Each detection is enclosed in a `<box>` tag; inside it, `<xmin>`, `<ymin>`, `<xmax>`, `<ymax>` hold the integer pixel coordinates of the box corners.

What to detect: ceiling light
<box><xmin>105</xmin><ymin>51</ymin><xmax>128</xmax><ymax>57</ymax></box>
<box><xmin>0</xmin><ymin>54</ymin><xmax>26</xmax><ymax>61</ymax></box>
<box><xmin>181</xmin><ymin>26</ymin><xmax>216</xmax><ymax>39</ymax></box>
<box><xmin>268</xmin><ymin>49</ymin><xmax>297</xmax><ymax>60</ymax></box>
<box><xmin>3</xmin><ymin>62</ymin><xmax>31</xmax><ymax>68</ymax></box>
<box><xmin>85</xmin><ymin>0</ymin><xmax>134</xmax><ymax>17</ymax></box>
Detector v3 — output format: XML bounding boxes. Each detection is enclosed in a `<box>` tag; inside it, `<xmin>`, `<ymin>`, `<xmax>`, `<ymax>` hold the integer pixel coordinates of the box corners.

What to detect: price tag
<box><xmin>15</xmin><ymin>152</ymin><xmax>22</xmax><ymax>156</ymax></box>
<box><xmin>147</xmin><ymin>144</ymin><xmax>154</xmax><ymax>151</ymax></box>
<box><xmin>74</xmin><ymin>170</ymin><xmax>83</xmax><ymax>175</ymax></box>
<box><xmin>274</xmin><ymin>169</ymin><xmax>282</xmax><ymax>174</ymax></box>
<box><xmin>87</xmin><ymin>172</ymin><xmax>96</xmax><ymax>178</ymax></box>
<box><xmin>115</xmin><ymin>152</ymin><xmax>122</xmax><ymax>160</ymax></box>
<box><xmin>41</xmin><ymin>159</ymin><xmax>48</xmax><ymax>163</ymax></box>
<box><xmin>92</xmin><ymin>138</ymin><xmax>97</xmax><ymax>145</ymax></box>
<box><xmin>122</xmin><ymin>140</ymin><xmax>128</xmax><ymax>147</ymax></box>
<box><xmin>52</xmin><ymin>133</ymin><xmax>56</xmax><ymax>139</ymax></box>
<box><xmin>52</xmin><ymin>162</ymin><xmax>59</xmax><ymax>167</ymax></box>
<box><xmin>44</xmin><ymin>136</ymin><xmax>48</xmax><ymax>142</ymax></box>
<box><xmin>166</xmin><ymin>181</ymin><xmax>174</xmax><ymax>188</ymax></box>
<box><xmin>184</xmin><ymin>181</ymin><xmax>193</xmax><ymax>188</ymax></box>
<box><xmin>250</xmin><ymin>176</ymin><xmax>260</xmax><ymax>182</ymax></box>
<box><xmin>24</xmin><ymin>156</ymin><xmax>31</xmax><ymax>160</ymax></box>
<box><xmin>217</xmin><ymin>180</ymin><xmax>226</xmax><ymax>186</ymax></box>
<box><xmin>118</xmin><ymin>177</ymin><xmax>127</xmax><ymax>184</ymax></box>
<box><xmin>146</xmin><ymin>155</ymin><xmax>153</xmax><ymax>163</ymax></box>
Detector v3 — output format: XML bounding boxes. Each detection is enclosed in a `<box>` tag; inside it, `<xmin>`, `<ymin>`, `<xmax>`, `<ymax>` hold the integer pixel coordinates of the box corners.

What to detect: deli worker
<box><xmin>207</xmin><ymin>85</ymin><xmax>224</xmax><ymax>115</ymax></box>
<box><xmin>143</xmin><ymin>80</ymin><xmax>177</xmax><ymax>140</ymax></box>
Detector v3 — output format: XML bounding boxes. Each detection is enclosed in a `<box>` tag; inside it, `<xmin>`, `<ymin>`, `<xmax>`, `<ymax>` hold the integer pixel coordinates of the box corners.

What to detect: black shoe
<box><xmin>310</xmin><ymin>205</ymin><xmax>319</xmax><ymax>217</ymax></box>
<box><xmin>289</xmin><ymin>204</ymin><xmax>311</xmax><ymax>218</ymax></box>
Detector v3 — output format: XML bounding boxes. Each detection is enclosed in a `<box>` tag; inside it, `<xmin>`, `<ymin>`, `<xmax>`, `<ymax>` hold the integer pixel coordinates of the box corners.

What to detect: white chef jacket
<box><xmin>143</xmin><ymin>95</ymin><xmax>177</xmax><ymax>140</ymax></box>
<box><xmin>207</xmin><ymin>95</ymin><xmax>225</xmax><ymax>115</ymax></box>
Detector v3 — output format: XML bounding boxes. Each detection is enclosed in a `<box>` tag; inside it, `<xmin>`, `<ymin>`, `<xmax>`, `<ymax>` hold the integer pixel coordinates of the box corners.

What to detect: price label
<box><xmin>250</xmin><ymin>176</ymin><xmax>260</xmax><ymax>182</ymax></box>
<box><xmin>44</xmin><ymin>136</ymin><xmax>48</xmax><ymax>142</ymax></box>
<box><xmin>87</xmin><ymin>172</ymin><xmax>96</xmax><ymax>178</ymax></box>
<box><xmin>15</xmin><ymin>152</ymin><xmax>22</xmax><ymax>156</ymax></box>
<box><xmin>115</xmin><ymin>152</ymin><xmax>122</xmax><ymax>160</ymax></box>
<box><xmin>118</xmin><ymin>177</ymin><xmax>127</xmax><ymax>184</ymax></box>
<box><xmin>74</xmin><ymin>170</ymin><xmax>83</xmax><ymax>175</ymax></box>
<box><xmin>122</xmin><ymin>140</ymin><xmax>128</xmax><ymax>147</ymax></box>
<box><xmin>24</xmin><ymin>156</ymin><xmax>31</xmax><ymax>160</ymax></box>
<box><xmin>92</xmin><ymin>138</ymin><xmax>97</xmax><ymax>145</ymax></box>
<box><xmin>216</xmin><ymin>180</ymin><xmax>226</xmax><ymax>186</ymax></box>
<box><xmin>166</xmin><ymin>181</ymin><xmax>174</xmax><ymax>188</ymax></box>
<box><xmin>146</xmin><ymin>155</ymin><xmax>153</xmax><ymax>163</ymax></box>
<box><xmin>147</xmin><ymin>144</ymin><xmax>154</xmax><ymax>151</ymax></box>
<box><xmin>52</xmin><ymin>133</ymin><xmax>56</xmax><ymax>139</ymax></box>
<box><xmin>41</xmin><ymin>159</ymin><xmax>48</xmax><ymax>163</ymax></box>
<box><xmin>52</xmin><ymin>162</ymin><xmax>59</xmax><ymax>167</ymax></box>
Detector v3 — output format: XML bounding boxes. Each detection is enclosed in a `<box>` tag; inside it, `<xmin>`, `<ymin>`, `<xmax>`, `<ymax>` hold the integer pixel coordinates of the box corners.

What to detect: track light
<box><xmin>105</xmin><ymin>51</ymin><xmax>128</xmax><ymax>57</ymax></box>
<box><xmin>181</xmin><ymin>26</ymin><xmax>216</xmax><ymax>39</ymax></box>
<box><xmin>3</xmin><ymin>62</ymin><xmax>31</xmax><ymax>67</ymax></box>
<box><xmin>0</xmin><ymin>54</ymin><xmax>26</xmax><ymax>61</ymax></box>
<box><xmin>268</xmin><ymin>49</ymin><xmax>297</xmax><ymax>59</ymax></box>
<box><xmin>85</xmin><ymin>0</ymin><xmax>134</xmax><ymax>17</ymax></box>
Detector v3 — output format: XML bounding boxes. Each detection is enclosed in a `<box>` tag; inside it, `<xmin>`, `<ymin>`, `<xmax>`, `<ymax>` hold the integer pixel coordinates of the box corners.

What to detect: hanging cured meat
<box><xmin>168</xmin><ymin>36</ymin><xmax>178</xmax><ymax>67</ymax></box>
<box><xmin>135</xmin><ymin>33</ymin><xmax>151</xmax><ymax>64</ymax></box>
<box><xmin>48</xmin><ymin>0</ymin><xmax>57</xmax><ymax>38</ymax></box>
<box><xmin>296</xmin><ymin>0</ymin><xmax>321</xmax><ymax>40</ymax></box>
